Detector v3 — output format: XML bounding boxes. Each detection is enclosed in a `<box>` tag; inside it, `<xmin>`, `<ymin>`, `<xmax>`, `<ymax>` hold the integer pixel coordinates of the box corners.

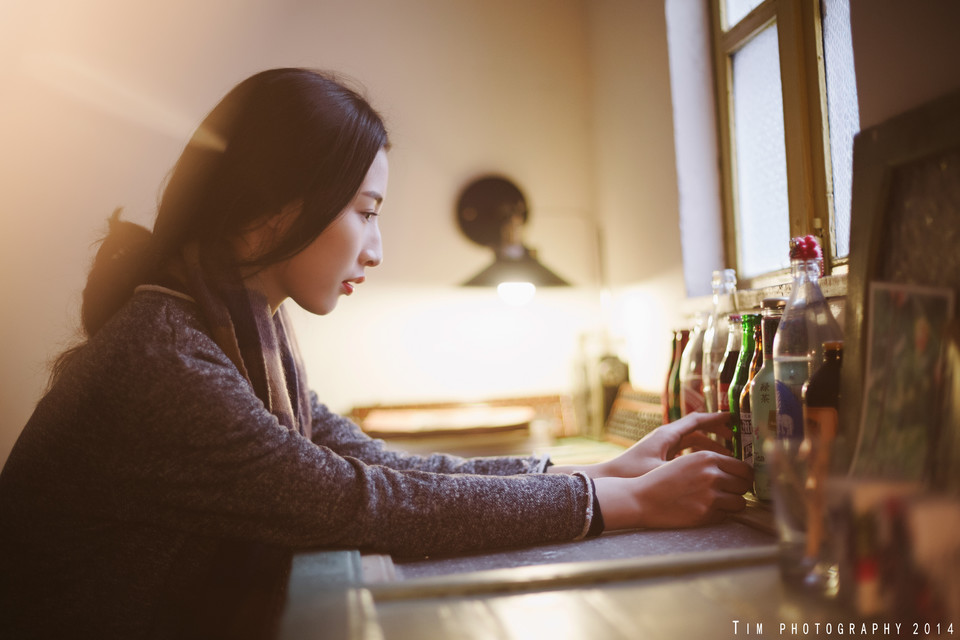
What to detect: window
<box><xmin>711</xmin><ymin>0</ymin><xmax>859</xmax><ymax>285</ymax></box>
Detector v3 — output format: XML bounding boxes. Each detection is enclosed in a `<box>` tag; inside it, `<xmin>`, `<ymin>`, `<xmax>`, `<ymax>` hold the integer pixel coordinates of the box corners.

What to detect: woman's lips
<box><xmin>341</xmin><ymin>281</ymin><xmax>354</xmax><ymax>295</ymax></box>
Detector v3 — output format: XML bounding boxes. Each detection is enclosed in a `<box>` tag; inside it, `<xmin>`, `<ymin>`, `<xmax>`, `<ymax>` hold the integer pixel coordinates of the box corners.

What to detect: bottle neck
<box><xmin>740</xmin><ymin>318</ymin><xmax>758</xmax><ymax>350</ymax></box>
<box><xmin>790</xmin><ymin>258</ymin><xmax>821</xmax><ymax>284</ymax></box>
<box><xmin>726</xmin><ymin>322</ymin><xmax>741</xmax><ymax>349</ymax></box>
<box><xmin>824</xmin><ymin>349</ymin><xmax>843</xmax><ymax>364</ymax></box>
<box><xmin>711</xmin><ymin>271</ymin><xmax>737</xmax><ymax>308</ymax></box>
<box><xmin>761</xmin><ymin>316</ymin><xmax>780</xmax><ymax>357</ymax></box>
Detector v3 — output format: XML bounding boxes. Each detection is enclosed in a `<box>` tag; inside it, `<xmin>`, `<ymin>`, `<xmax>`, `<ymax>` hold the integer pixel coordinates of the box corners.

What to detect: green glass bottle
<box><xmin>728</xmin><ymin>313</ymin><xmax>760</xmax><ymax>460</ymax></box>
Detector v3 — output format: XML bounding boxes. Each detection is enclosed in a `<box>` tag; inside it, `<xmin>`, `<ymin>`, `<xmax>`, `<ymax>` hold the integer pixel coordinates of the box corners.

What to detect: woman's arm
<box><xmin>92</xmin><ymin>329</ymin><xmax>588</xmax><ymax>556</ymax></box>
<box><xmin>308</xmin><ymin>394</ymin><xmax>548</xmax><ymax>476</ymax></box>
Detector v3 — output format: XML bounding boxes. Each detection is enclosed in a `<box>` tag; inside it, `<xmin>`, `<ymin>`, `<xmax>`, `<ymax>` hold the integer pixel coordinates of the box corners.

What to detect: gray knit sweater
<box><xmin>0</xmin><ymin>291</ymin><xmax>594</xmax><ymax>639</ymax></box>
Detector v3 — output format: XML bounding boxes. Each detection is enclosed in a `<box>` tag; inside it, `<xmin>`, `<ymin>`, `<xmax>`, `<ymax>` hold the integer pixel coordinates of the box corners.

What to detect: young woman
<box><xmin>0</xmin><ymin>68</ymin><xmax>752</xmax><ymax>639</ymax></box>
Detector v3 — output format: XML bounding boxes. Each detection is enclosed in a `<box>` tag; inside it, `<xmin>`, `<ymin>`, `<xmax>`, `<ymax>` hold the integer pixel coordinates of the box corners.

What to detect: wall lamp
<box><xmin>456</xmin><ymin>175</ymin><xmax>570</xmax><ymax>304</ymax></box>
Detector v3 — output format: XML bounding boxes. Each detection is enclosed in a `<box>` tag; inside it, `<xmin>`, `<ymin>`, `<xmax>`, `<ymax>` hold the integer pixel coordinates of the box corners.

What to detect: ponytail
<box><xmin>49</xmin><ymin>208</ymin><xmax>153</xmax><ymax>385</ymax></box>
<box><xmin>80</xmin><ymin>208</ymin><xmax>154</xmax><ymax>336</ymax></box>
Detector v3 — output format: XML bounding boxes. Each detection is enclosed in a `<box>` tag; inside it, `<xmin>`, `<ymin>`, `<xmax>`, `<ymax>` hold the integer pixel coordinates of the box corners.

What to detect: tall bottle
<box><xmin>728</xmin><ymin>313</ymin><xmax>760</xmax><ymax>460</ymax></box>
<box><xmin>662</xmin><ymin>331</ymin><xmax>679</xmax><ymax>424</ymax></box>
<box><xmin>667</xmin><ymin>329</ymin><xmax>689</xmax><ymax>421</ymax></box>
<box><xmin>679</xmin><ymin>314</ymin><xmax>706</xmax><ymax>416</ymax></box>
<box><xmin>702</xmin><ymin>269</ymin><xmax>738</xmax><ymax>412</ymax></box>
<box><xmin>717</xmin><ymin>314</ymin><xmax>742</xmax><ymax>414</ymax></box>
<box><xmin>717</xmin><ymin>314</ymin><xmax>742</xmax><ymax>452</ymax></box>
<box><xmin>773</xmin><ymin>236</ymin><xmax>842</xmax><ymax>440</ymax></box>
<box><xmin>801</xmin><ymin>341</ymin><xmax>843</xmax><ymax>564</ymax></box>
<box><xmin>738</xmin><ymin>319</ymin><xmax>764</xmax><ymax>467</ymax></box>
<box><xmin>751</xmin><ymin>297</ymin><xmax>786</xmax><ymax>500</ymax></box>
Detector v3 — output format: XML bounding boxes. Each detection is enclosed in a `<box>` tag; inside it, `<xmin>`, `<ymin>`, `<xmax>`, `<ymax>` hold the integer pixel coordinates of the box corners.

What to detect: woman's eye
<box><xmin>361</xmin><ymin>211</ymin><xmax>379</xmax><ymax>221</ymax></box>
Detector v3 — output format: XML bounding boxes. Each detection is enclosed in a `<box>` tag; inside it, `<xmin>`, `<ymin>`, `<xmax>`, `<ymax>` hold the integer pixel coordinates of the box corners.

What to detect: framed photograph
<box><xmin>851</xmin><ymin>282</ymin><xmax>954</xmax><ymax>479</ymax></box>
<box><xmin>839</xmin><ymin>88</ymin><xmax>960</xmax><ymax>475</ymax></box>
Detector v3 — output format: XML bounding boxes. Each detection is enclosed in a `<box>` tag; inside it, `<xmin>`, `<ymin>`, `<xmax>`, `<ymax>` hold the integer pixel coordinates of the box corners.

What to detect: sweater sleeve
<box><xmin>307</xmin><ymin>393</ymin><xmax>551</xmax><ymax>476</ymax></box>
<box><xmin>78</xmin><ymin>303</ymin><xmax>592</xmax><ymax>557</ymax></box>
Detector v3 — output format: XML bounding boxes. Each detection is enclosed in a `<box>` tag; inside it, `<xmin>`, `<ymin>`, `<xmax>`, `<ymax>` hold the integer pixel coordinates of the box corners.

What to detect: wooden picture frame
<box><xmin>840</xmin><ymin>88</ymin><xmax>960</xmax><ymax>476</ymax></box>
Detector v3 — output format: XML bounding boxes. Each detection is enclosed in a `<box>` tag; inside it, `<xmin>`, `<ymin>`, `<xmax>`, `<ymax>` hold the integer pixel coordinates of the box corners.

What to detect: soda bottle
<box><xmin>717</xmin><ymin>314</ymin><xmax>742</xmax><ymax>414</ymax></box>
<box><xmin>801</xmin><ymin>341</ymin><xmax>843</xmax><ymax>563</ymax></box>
<box><xmin>728</xmin><ymin>313</ymin><xmax>760</xmax><ymax>460</ymax></box>
<box><xmin>679</xmin><ymin>314</ymin><xmax>706</xmax><ymax>416</ymax></box>
<box><xmin>795</xmin><ymin>341</ymin><xmax>844</xmax><ymax>592</ymax></box>
<box><xmin>739</xmin><ymin>319</ymin><xmax>764</xmax><ymax>467</ymax></box>
<box><xmin>702</xmin><ymin>269</ymin><xmax>738</xmax><ymax>412</ymax></box>
<box><xmin>667</xmin><ymin>329</ymin><xmax>689</xmax><ymax>421</ymax></box>
<box><xmin>662</xmin><ymin>331</ymin><xmax>678</xmax><ymax>424</ymax></box>
<box><xmin>772</xmin><ymin>236</ymin><xmax>842</xmax><ymax>440</ymax></box>
<box><xmin>751</xmin><ymin>297</ymin><xmax>786</xmax><ymax>500</ymax></box>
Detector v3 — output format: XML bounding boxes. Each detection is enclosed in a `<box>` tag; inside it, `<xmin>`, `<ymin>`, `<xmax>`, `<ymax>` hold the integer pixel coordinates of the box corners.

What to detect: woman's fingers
<box><xmin>667</xmin><ymin>412</ymin><xmax>734</xmax><ymax>446</ymax></box>
<box><xmin>714</xmin><ymin>491</ymin><xmax>748</xmax><ymax>514</ymax></box>
<box><xmin>677</xmin><ymin>430</ymin><xmax>732</xmax><ymax>456</ymax></box>
<box><xmin>715</xmin><ymin>452</ymin><xmax>754</xmax><ymax>482</ymax></box>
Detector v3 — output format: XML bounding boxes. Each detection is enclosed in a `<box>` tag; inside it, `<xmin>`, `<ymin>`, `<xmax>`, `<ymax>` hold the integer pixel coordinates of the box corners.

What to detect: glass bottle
<box><xmin>702</xmin><ymin>269</ymin><xmax>738</xmax><ymax>412</ymax></box>
<box><xmin>773</xmin><ymin>236</ymin><xmax>843</xmax><ymax>440</ymax></box>
<box><xmin>679</xmin><ymin>314</ymin><xmax>706</xmax><ymax>416</ymax></box>
<box><xmin>662</xmin><ymin>331</ymin><xmax>678</xmax><ymax>423</ymax></box>
<box><xmin>739</xmin><ymin>320</ymin><xmax>764</xmax><ymax>467</ymax></box>
<box><xmin>717</xmin><ymin>314</ymin><xmax>742</xmax><ymax>414</ymax></box>
<box><xmin>800</xmin><ymin>341</ymin><xmax>843</xmax><ymax>574</ymax></box>
<box><xmin>728</xmin><ymin>313</ymin><xmax>760</xmax><ymax>460</ymax></box>
<box><xmin>751</xmin><ymin>297</ymin><xmax>786</xmax><ymax>500</ymax></box>
<box><xmin>667</xmin><ymin>329</ymin><xmax>689</xmax><ymax>422</ymax></box>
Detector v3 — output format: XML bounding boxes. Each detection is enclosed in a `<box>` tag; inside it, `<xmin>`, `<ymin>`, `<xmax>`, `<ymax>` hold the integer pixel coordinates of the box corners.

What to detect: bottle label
<box><xmin>751</xmin><ymin>405</ymin><xmax>778</xmax><ymax>501</ymax></box>
<box><xmin>680</xmin><ymin>379</ymin><xmax>706</xmax><ymax>415</ymax></box>
<box><xmin>740</xmin><ymin>411</ymin><xmax>753</xmax><ymax>466</ymax></box>
<box><xmin>718</xmin><ymin>382</ymin><xmax>731</xmax><ymax>412</ymax></box>
<box><xmin>775</xmin><ymin>380</ymin><xmax>804</xmax><ymax>439</ymax></box>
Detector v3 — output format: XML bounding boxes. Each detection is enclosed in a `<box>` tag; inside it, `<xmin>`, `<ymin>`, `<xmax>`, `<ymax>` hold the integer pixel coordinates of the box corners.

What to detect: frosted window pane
<box><xmin>732</xmin><ymin>24</ymin><xmax>790</xmax><ymax>278</ymax></box>
<box><xmin>724</xmin><ymin>0</ymin><xmax>764</xmax><ymax>28</ymax></box>
<box><xmin>822</xmin><ymin>0</ymin><xmax>859</xmax><ymax>258</ymax></box>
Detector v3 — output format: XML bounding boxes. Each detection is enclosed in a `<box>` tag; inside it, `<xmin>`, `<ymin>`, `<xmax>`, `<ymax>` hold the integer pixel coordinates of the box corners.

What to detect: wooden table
<box><xmin>278</xmin><ymin>428</ymin><xmax>868</xmax><ymax>639</ymax></box>
<box><xmin>279</xmin><ymin>505</ymin><xmax>864</xmax><ymax>640</ymax></box>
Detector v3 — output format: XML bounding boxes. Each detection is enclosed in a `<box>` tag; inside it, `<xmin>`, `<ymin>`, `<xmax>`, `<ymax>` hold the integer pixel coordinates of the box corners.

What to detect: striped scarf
<box><xmin>163</xmin><ymin>243</ymin><xmax>313</xmax><ymax>438</ymax></box>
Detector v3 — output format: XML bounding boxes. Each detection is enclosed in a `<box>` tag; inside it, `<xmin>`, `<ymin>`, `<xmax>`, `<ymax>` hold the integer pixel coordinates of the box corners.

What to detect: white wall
<box><xmin>850</xmin><ymin>0</ymin><xmax>960</xmax><ymax>130</ymax></box>
<box><xmin>584</xmin><ymin>0</ymin><xmax>687</xmax><ymax>391</ymax></box>
<box><xmin>2</xmin><ymin>0</ymin><xmax>685</xmax><ymax>466</ymax></box>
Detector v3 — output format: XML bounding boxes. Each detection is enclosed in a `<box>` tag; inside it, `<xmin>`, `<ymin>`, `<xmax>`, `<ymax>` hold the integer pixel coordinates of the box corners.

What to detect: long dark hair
<box><xmin>53</xmin><ymin>68</ymin><xmax>389</xmax><ymax>382</ymax></box>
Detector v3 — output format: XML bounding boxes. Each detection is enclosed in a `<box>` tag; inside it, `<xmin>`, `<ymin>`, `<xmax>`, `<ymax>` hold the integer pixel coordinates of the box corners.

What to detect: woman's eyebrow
<box><xmin>361</xmin><ymin>190</ymin><xmax>383</xmax><ymax>204</ymax></box>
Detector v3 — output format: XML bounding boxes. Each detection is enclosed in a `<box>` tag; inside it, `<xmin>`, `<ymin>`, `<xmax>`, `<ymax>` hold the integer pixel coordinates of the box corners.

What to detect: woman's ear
<box><xmin>266</xmin><ymin>199</ymin><xmax>304</xmax><ymax>236</ymax></box>
<box><xmin>234</xmin><ymin>199</ymin><xmax>304</xmax><ymax>262</ymax></box>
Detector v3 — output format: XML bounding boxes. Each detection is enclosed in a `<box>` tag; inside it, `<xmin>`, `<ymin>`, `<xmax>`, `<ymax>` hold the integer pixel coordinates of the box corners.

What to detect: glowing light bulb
<box><xmin>497</xmin><ymin>282</ymin><xmax>536</xmax><ymax>305</ymax></box>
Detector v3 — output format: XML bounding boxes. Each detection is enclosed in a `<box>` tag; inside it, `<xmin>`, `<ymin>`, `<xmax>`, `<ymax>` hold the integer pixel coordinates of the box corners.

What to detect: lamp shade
<box><xmin>462</xmin><ymin>246</ymin><xmax>570</xmax><ymax>287</ymax></box>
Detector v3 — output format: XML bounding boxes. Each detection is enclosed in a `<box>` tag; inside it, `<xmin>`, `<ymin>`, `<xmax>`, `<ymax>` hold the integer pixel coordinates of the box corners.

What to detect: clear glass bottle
<box><xmin>679</xmin><ymin>313</ymin><xmax>706</xmax><ymax>416</ymax></box>
<box><xmin>702</xmin><ymin>269</ymin><xmax>738</xmax><ymax>412</ymax></box>
<box><xmin>773</xmin><ymin>236</ymin><xmax>842</xmax><ymax>440</ymax></box>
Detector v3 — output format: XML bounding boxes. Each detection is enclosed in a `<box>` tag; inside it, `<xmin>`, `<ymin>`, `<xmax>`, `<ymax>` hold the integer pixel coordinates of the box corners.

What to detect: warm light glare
<box><xmin>497</xmin><ymin>282</ymin><xmax>536</xmax><ymax>305</ymax></box>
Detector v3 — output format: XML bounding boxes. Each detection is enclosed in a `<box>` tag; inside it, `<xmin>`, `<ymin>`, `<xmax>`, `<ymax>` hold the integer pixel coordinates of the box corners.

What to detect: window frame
<box><xmin>710</xmin><ymin>0</ymin><xmax>846</xmax><ymax>288</ymax></box>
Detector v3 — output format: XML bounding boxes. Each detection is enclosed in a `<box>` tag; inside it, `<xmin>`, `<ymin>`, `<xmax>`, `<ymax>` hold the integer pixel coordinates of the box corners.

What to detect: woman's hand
<box><xmin>549</xmin><ymin>412</ymin><xmax>735</xmax><ymax>480</ymax></box>
<box><xmin>593</xmin><ymin>450</ymin><xmax>753</xmax><ymax>530</ymax></box>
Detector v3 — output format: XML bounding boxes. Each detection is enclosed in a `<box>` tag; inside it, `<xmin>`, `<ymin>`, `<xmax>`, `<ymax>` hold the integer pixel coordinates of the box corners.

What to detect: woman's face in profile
<box><xmin>259</xmin><ymin>148</ymin><xmax>389</xmax><ymax>315</ymax></box>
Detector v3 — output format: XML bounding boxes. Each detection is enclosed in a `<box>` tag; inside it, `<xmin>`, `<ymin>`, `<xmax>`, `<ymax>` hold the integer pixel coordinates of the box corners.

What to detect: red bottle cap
<box><xmin>789</xmin><ymin>235</ymin><xmax>822</xmax><ymax>261</ymax></box>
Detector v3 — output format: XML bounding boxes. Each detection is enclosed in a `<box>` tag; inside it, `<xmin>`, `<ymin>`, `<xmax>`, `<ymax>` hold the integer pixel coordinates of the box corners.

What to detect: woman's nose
<box><xmin>361</xmin><ymin>228</ymin><xmax>383</xmax><ymax>268</ymax></box>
